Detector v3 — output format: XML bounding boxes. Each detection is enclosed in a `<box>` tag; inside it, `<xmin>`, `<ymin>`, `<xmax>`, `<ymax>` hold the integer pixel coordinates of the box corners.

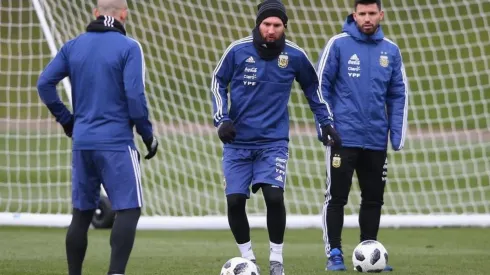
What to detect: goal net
<box><xmin>0</xmin><ymin>0</ymin><xmax>489</xmax><ymax>229</ymax></box>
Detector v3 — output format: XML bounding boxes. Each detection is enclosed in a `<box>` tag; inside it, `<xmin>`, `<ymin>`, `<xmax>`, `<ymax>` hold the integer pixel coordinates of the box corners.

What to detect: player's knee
<box><xmin>361</xmin><ymin>199</ymin><xmax>384</xmax><ymax>207</ymax></box>
<box><xmin>70</xmin><ymin>208</ymin><xmax>95</xmax><ymax>228</ymax></box>
<box><xmin>115</xmin><ymin>207</ymin><xmax>141</xmax><ymax>218</ymax></box>
<box><xmin>262</xmin><ymin>185</ymin><xmax>284</xmax><ymax>207</ymax></box>
<box><xmin>327</xmin><ymin>196</ymin><xmax>348</xmax><ymax>207</ymax></box>
<box><xmin>360</xmin><ymin>191</ymin><xmax>384</xmax><ymax>206</ymax></box>
<box><xmin>226</xmin><ymin>194</ymin><xmax>247</xmax><ymax>212</ymax></box>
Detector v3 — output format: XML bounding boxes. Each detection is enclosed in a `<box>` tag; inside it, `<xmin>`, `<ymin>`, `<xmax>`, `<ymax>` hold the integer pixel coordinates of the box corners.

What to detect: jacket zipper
<box><xmin>365</xmin><ymin>45</ymin><xmax>371</xmax><ymax>149</ymax></box>
<box><xmin>264</xmin><ymin>59</ymin><xmax>269</xmax><ymax>81</ymax></box>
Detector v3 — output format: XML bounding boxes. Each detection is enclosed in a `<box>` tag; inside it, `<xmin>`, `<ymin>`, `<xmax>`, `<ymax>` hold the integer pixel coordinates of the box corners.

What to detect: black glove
<box><xmin>61</xmin><ymin>116</ymin><xmax>74</xmax><ymax>138</ymax></box>
<box><xmin>217</xmin><ymin>120</ymin><xmax>236</xmax><ymax>144</ymax></box>
<box><xmin>321</xmin><ymin>124</ymin><xmax>342</xmax><ymax>147</ymax></box>
<box><xmin>143</xmin><ymin>136</ymin><xmax>158</xmax><ymax>159</ymax></box>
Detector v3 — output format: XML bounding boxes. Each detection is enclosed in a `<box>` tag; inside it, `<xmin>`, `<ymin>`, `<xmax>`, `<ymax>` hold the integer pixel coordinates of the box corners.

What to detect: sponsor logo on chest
<box><xmin>347</xmin><ymin>54</ymin><xmax>361</xmax><ymax>78</ymax></box>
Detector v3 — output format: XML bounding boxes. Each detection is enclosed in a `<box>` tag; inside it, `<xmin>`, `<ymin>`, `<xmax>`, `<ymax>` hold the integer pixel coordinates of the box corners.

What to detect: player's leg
<box><xmin>261</xmin><ymin>184</ymin><xmax>286</xmax><ymax>275</ymax></box>
<box><xmin>356</xmin><ymin>149</ymin><xmax>387</xmax><ymax>242</ymax></box>
<box><xmin>94</xmin><ymin>146</ymin><xmax>143</xmax><ymax>275</ymax></box>
<box><xmin>67</xmin><ymin>150</ymin><xmax>101</xmax><ymax>275</ymax></box>
<box><xmin>223</xmin><ymin>148</ymin><xmax>256</xmax><ymax>261</ymax></box>
<box><xmin>323</xmin><ymin>146</ymin><xmax>358</xmax><ymax>271</ymax></box>
<box><xmin>356</xmin><ymin>149</ymin><xmax>392</xmax><ymax>271</ymax></box>
<box><xmin>251</xmin><ymin>146</ymin><xmax>288</xmax><ymax>274</ymax></box>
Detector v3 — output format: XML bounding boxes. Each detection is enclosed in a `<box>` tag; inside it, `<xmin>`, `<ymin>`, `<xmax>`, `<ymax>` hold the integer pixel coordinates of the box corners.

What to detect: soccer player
<box><xmin>36</xmin><ymin>0</ymin><xmax>158</xmax><ymax>274</ymax></box>
<box><xmin>316</xmin><ymin>0</ymin><xmax>408</xmax><ymax>271</ymax></box>
<box><xmin>211</xmin><ymin>0</ymin><xmax>341</xmax><ymax>274</ymax></box>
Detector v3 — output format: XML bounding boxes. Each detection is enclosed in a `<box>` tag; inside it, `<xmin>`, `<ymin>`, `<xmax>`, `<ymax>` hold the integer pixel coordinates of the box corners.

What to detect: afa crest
<box><xmin>379</xmin><ymin>55</ymin><xmax>389</xmax><ymax>67</ymax></box>
<box><xmin>332</xmin><ymin>154</ymin><xmax>341</xmax><ymax>168</ymax></box>
<box><xmin>278</xmin><ymin>54</ymin><xmax>289</xmax><ymax>68</ymax></box>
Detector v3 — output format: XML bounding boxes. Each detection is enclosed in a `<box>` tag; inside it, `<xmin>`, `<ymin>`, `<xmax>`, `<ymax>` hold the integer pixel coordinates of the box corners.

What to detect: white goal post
<box><xmin>0</xmin><ymin>0</ymin><xmax>489</xmax><ymax>229</ymax></box>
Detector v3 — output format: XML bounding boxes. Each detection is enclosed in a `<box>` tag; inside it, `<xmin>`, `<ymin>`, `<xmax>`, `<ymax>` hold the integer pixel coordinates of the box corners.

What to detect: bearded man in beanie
<box><xmin>211</xmin><ymin>1</ymin><xmax>341</xmax><ymax>274</ymax></box>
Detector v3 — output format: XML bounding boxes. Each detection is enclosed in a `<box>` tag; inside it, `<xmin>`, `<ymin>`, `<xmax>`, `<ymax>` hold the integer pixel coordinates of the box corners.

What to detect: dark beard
<box><xmin>357</xmin><ymin>23</ymin><xmax>378</xmax><ymax>35</ymax></box>
<box><xmin>252</xmin><ymin>26</ymin><xmax>286</xmax><ymax>60</ymax></box>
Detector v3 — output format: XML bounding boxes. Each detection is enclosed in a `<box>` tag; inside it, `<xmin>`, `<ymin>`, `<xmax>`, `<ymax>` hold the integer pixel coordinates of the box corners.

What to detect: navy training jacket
<box><xmin>316</xmin><ymin>14</ymin><xmax>408</xmax><ymax>151</ymax></box>
<box><xmin>37</xmin><ymin>25</ymin><xmax>152</xmax><ymax>151</ymax></box>
<box><xmin>211</xmin><ymin>36</ymin><xmax>333</xmax><ymax>149</ymax></box>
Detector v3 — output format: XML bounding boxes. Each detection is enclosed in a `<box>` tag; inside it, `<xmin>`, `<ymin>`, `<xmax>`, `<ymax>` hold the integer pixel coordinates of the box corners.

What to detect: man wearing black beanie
<box><xmin>211</xmin><ymin>1</ymin><xmax>341</xmax><ymax>275</ymax></box>
<box><xmin>255</xmin><ymin>0</ymin><xmax>288</xmax><ymax>28</ymax></box>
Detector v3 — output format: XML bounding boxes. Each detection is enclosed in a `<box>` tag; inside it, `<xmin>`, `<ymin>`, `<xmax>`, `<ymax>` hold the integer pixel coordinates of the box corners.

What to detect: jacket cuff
<box><xmin>214</xmin><ymin>117</ymin><xmax>231</xmax><ymax>128</ymax></box>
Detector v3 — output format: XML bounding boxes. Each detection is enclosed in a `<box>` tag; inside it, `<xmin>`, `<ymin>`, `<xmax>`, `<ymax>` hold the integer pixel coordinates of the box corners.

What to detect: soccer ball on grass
<box><xmin>220</xmin><ymin>257</ymin><xmax>259</xmax><ymax>275</ymax></box>
<box><xmin>352</xmin><ymin>240</ymin><xmax>388</xmax><ymax>272</ymax></box>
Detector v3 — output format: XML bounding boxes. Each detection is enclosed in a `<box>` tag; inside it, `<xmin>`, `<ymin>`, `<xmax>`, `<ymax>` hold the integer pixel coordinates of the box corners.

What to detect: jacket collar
<box><xmin>86</xmin><ymin>15</ymin><xmax>126</xmax><ymax>36</ymax></box>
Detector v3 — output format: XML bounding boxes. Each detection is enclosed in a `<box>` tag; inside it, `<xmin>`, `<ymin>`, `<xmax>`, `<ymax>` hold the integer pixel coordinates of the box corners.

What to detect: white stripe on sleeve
<box><xmin>128</xmin><ymin>38</ymin><xmax>146</xmax><ymax>88</ymax></box>
<box><xmin>287</xmin><ymin>39</ymin><xmax>337</xmax><ymax>118</ymax></box>
<box><xmin>384</xmin><ymin>38</ymin><xmax>409</xmax><ymax>149</ymax></box>
<box><xmin>211</xmin><ymin>37</ymin><xmax>252</xmax><ymax>123</ymax></box>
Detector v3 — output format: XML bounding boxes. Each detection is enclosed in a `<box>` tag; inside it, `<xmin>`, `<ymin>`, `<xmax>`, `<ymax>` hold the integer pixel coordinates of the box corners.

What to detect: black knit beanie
<box><xmin>255</xmin><ymin>0</ymin><xmax>288</xmax><ymax>28</ymax></box>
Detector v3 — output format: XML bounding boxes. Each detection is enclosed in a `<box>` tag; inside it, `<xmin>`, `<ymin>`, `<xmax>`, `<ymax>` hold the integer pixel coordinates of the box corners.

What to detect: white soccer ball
<box><xmin>352</xmin><ymin>240</ymin><xmax>388</xmax><ymax>272</ymax></box>
<box><xmin>220</xmin><ymin>257</ymin><xmax>260</xmax><ymax>275</ymax></box>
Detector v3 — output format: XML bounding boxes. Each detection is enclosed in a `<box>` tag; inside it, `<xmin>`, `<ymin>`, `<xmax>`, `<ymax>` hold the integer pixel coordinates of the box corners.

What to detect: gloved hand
<box><xmin>143</xmin><ymin>136</ymin><xmax>159</xmax><ymax>159</ymax></box>
<box><xmin>321</xmin><ymin>124</ymin><xmax>342</xmax><ymax>147</ymax></box>
<box><xmin>217</xmin><ymin>120</ymin><xmax>236</xmax><ymax>144</ymax></box>
<box><xmin>61</xmin><ymin>116</ymin><xmax>74</xmax><ymax>138</ymax></box>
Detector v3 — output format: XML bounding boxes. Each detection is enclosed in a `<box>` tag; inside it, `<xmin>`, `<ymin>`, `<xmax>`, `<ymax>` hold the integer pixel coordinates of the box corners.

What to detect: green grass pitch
<box><xmin>1</xmin><ymin>226</ymin><xmax>490</xmax><ymax>275</ymax></box>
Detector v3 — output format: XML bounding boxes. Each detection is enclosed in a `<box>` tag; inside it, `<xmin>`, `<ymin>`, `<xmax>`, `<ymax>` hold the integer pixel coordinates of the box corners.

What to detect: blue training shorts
<box><xmin>222</xmin><ymin>146</ymin><xmax>289</xmax><ymax>197</ymax></box>
<box><xmin>71</xmin><ymin>145</ymin><xmax>143</xmax><ymax>211</ymax></box>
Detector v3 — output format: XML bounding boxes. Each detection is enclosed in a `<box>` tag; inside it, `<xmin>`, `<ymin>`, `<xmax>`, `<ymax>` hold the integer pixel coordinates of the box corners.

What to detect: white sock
<box><xmin>269</xmin><ymin>241</ymin><xmax>284</xmax><ymax>263</ymax></box>
<box><xmin>238</xmin><ymin>241</ymin><xmax>255</xmax><ymax>261</ymax></box>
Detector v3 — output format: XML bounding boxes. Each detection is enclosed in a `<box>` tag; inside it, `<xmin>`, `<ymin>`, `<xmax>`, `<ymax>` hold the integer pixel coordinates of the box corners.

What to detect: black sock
<box><xmin>359</xmin><ymin>202</ymin><xmax>381</xmax><ymax>242</ymax></box>
<box><xmin>66</xmin><ymin>208</ymin><xmax>95</xmax><ymax>275</ymax></box>
<box><xmin>262</xmin><ymin>185</ymin><xmax>286</xmax><ymax>244</ymax></box>
<box><xmin>107</xmin><ymin>208</ymin><xmax>141</xmax><ymax>275</ymax></box>
<box><xmin>227</xmin><ymin>194</ymin><xmax>250</xmax><ymax>244</ymax></box>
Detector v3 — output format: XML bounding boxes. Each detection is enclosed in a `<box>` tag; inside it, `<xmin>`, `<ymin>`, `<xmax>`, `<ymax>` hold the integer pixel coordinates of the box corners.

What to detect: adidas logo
<box><xmin>348</xmin><ymin>54</ymin><xmax>360</xmax><ymax>65</ymax></box>
<box><xmin>275</xmin><ymin>175</ymin><xmax>283</xmax><ymax>182</ymax></box>
<box><xmin>246</xmin><ymin>56</ymin><xmax>255</xmax><ymax>63</ymax></box>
